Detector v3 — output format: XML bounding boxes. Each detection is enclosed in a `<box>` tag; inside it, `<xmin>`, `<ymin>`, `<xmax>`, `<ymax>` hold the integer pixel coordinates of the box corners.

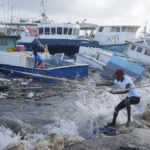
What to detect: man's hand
<box><xmin>109</xmin><ymin>90</ymin><xmax>116</xmax><ymax>94</ymax></box>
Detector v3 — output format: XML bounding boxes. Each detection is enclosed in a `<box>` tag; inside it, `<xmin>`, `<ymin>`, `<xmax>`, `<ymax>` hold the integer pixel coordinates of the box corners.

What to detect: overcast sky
<box><xmin>0</xmin><ymin>0</ymin><xmax>150</xmax><ymax>26</ymax></box>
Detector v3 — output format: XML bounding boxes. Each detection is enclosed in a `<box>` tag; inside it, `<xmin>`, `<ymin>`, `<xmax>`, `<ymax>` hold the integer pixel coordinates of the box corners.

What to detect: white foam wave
<box><xmin>44</xmin><ymin>120</ymin><xmax>79</xmax><ymax>137</ymax></box>
<box><xmin>0</xmin><ymin>126</ymin><xmax>20</xmax><ymax>150</ymax></box>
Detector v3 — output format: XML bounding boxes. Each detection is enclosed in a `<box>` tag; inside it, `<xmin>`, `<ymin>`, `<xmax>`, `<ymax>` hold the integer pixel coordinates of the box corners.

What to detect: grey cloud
<box><xmin>1</xmin><ymin>0</ymin><xmax>150</xmax><ymax>25</ymax></box>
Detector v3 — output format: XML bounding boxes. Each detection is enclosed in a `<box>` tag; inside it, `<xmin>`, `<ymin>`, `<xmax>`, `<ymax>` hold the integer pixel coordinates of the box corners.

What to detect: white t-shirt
<box><xmin>114</xmin><ymin>75</ymin><xmax>140</xmax><ymax>97</ymax></box>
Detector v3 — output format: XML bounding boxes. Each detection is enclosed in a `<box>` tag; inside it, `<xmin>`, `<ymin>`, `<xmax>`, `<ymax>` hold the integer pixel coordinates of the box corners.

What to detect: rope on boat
<box><xmin>0</xmin><ymin>68</ymin><xmax>81</xmax><ymax>83</ymax></box>
<box><xmin>100</xmin><ymin>83</ymin><xmax>150</xmax><ymax>93</ymax></box>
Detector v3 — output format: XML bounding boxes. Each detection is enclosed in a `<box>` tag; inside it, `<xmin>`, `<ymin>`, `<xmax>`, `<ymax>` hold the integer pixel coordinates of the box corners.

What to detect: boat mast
<box><xmin>7</xmin><ymin>0</ymin><xmax>15</xmax><ymax>23</ymax></box>
<box><xmin>41</xmin><ymin>0</ymin><xmax>48</xmax><ymax>21</ymax></box>
<box><xmin>0</xmin><ymin>1</ymin><xmax>4</xmax><ymax>22</ymax></box>
<box><xmin>10</xmin><ymin>5</ymin><xmax>14</xmax><ymax>23</ymax></box>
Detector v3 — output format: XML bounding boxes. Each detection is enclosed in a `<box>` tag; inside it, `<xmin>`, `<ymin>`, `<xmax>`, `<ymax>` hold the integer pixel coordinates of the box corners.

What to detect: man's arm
<box><xmin>110</xmin><ymin>83</ymin><xmax>131</xmax><ymax>94</ymax></box>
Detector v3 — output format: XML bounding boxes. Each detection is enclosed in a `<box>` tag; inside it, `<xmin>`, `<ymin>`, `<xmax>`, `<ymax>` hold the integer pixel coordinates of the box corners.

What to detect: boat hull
<box><xmin>99</xmin><ymin>43</ymin><xmax>129</xmax><ymax>53</ymax></box>
<box><xmin>19</xmin><ymin>38</ymin><xmax>99</xmax><ymax>56</ymax></box>
<box><xmin>0</xmin><ymin>64</ymin><xmax>88</xmax><ymax>83</ymax></box>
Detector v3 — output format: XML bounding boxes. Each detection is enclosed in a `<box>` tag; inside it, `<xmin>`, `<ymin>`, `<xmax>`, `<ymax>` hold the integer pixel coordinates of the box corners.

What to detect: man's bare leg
<box><xmin>107</xmin><ymin>110</ymin><xmax>118</xmax><ymax>127</ymax></box>
<box><xmin>125</xmin><ymin>98</ymin><xmax>131</xmax><ymax>127</ymax></box>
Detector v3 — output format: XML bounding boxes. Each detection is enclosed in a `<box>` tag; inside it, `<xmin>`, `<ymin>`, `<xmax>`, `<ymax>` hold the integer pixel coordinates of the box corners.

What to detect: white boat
<box><xmin>75</xmin><ymin>46</ymin><xmax>145</xmax><ymax>79</ymax></box>
<box><xmin>125</xmin><ymin>37</ymin><xmax>150</xmax><ymax>65</ymax></box>
<box><xmin>94</xmin><ymin>25</ymin><xmax>140</xmax><ymax>52</ymax></box>
<box><xmin>76</xmin><ymin>46</ymin><xmax>113</xmax><ymax>70</ymax></box>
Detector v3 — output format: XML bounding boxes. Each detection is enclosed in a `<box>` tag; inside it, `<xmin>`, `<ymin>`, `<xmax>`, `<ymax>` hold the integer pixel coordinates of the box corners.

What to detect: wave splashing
<box><xmin>0</xmin><ymin>126</ymin><xmax>20</xmax><ymax>150</ymax></box>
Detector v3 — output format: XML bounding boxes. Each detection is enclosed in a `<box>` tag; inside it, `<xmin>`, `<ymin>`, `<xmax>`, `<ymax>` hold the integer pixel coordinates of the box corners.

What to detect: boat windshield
<box><xmin>38</xmin><ymin>26</ymin><xmax>78</xmax><ymax>36</ymax></box>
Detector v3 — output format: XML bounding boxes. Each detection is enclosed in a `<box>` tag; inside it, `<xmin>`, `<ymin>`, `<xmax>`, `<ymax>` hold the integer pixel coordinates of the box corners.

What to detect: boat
<box><xmin>16</xmin><ymin>0</ymin><xmax>99</xmax><ymax>56</ymax></box>
<box><xmin>17</xmin><ymin>21</ymin><xmax>99</xmax><ymax>56</ymax></box>
<box><xmin>0</xmin><ymin>0</ymin><xmax>99</xmax><ymax>57</ymax></box>
<box><xmin>76</xmin><ymin>46</ymin><xmax>113</xmax><ymax>70</ymax></box>
<box><xmin>75</xmin><ymin>46</ymin><xmax>145</xmax><ymax>79</ymax></box>
<box><xmin>94</xmin><ymin>25</ymin><xmax>140</xmax><ymax>52</ymax></box>
<box><xmin>125</xmin><ymin>37</ymin><xmax>150</xmax><ymax>65</ymax></box>
<box><xmin>0</xmin><ymin>51</ymin><xmax>88</xmax><ymax>83</ymax></box>
<box><xmin>101</xmin><ymin>55</ymin><xmax>145</xmax><ymax>80</ymax></box>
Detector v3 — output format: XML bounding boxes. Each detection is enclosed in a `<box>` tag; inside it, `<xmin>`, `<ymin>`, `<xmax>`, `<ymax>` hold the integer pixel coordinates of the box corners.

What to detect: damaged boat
<box><xmin>0</xmin><ymin>52</ymin><xmax>88</xmax><ymax>83</ymax></box>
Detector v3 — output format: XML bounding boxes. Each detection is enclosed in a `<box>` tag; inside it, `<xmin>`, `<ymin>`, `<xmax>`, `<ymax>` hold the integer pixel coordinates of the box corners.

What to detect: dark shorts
<box><xmin>115</xmin><ymin>96</ymin><xmax>140</xmax><ymax>111</ymax></box>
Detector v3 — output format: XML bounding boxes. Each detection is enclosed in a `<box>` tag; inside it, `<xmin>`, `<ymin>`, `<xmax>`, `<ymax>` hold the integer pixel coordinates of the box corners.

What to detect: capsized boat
<box><xmin>76</xmin><ymin>46</ymin><xmax>145</xmax><ymax>80</ymax></box>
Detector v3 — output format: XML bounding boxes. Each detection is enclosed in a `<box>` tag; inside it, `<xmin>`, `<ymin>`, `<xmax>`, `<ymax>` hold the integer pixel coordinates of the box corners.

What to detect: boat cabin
<box><xmin>126</xmin><ymin>39</ymin><xmax>150</xmax><ymax>65</ymax></box>
<box><xmin>37</xmin><ymin>23</ymin><xmax>80</xmax><ymax>39</ymax></box>
<box><xmin>94</xmin><ymin>25</ymin><xmax>140</xmax><ymax>45</ymax></box>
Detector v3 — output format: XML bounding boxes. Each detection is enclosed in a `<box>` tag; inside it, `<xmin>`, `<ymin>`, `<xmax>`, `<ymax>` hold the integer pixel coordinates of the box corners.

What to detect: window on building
<box><xmin>0</xmin><ymin>39</ymin><xmax>7</xmax><ymax>45</ymax></box>
<box><xmin>144</xmin><ymin>49</ymin><xmax>150</xmax><ymax>56</ymax></box>
<box><xmin>130</xmin><ymin>45</ymin><xmax>136</xmax><ymax>50</ymax></box>
<box><xmin>51</xmin><ymin>28</ymin><xmax>56</xmax><ymax>35</ymax></box>
<box><xmin>45</xmin><ymin>27</ymin><xmax>50</xmax><ymax>35</ymax></box>
<box><xmin>68</xmin><ymin>28</ymin><xmax>72</xmax><ymax>35</ymax></box>
<box><xmin>57</xmin><ymin>27</ymin><xmax>62</xmax><ymax>35</ymax></box>
<box><xmin>137</xmin><ymin>47</ymin><xmax>143</xmax><ymax>53</ymax></box>
<box><xmin>39</xmin><ymin>28</ymin><xmax>43</xmax><ymax>34</ymax></box>
<box><xmin>64</xmin><ymin>28</ymin><xmax>68</xmax><ymax>35</ymax></box>
<box><xmin>99</xmin><ymin>27</ymin><xmax>103</xmax><ymax>32</ymax></box>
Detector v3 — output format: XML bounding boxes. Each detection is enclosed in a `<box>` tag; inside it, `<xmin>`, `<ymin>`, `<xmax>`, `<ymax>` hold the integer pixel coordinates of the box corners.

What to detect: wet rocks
<box><xmin>141</xmin><ymin>111</ymin><xmax>150</xmax><ymax>122</ymax></box>
<box><xmin>64</xmin><ymin>128</ymin><xmax>150</xmax><ymax>150</ymax></box>
<box><xmin>64</xmin><ymin>136</ymin><xmax>86</xmax><ymax>146</ymax></box>
<box><xmin>35</xmin><ymin>139</ymin><xmax>50</xmax><ymax>150</ymax></box>
<box><xmin>4</xmin><ymin>142</ymin><xmax>27</xmax><ymax>150</ymax></box>
<box><xmin>0</xmin><ymin>116</ymin><xmax>34</xmax><ymax>135</ymax></box>
<box><xmin>118</xmin><ymin>126</ymin><xmax>133</xmax><ymax>134</ymax></box>
<box><xmin>35</xmin><ymin>133</ymin><xmax>64</xmax><ymax>150</ymax></box>
<box><xmin>46</xmin><ymin>133</ymin><xmax>64</xmax><ymax>150</ymax></box>
<box><xmin>34</xmin><ymin>134</ymin><xmax>86</xmax><ymax>150</ymax></box>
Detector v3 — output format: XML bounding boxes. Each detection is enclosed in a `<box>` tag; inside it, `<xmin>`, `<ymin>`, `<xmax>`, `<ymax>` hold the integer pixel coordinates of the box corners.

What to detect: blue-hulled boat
<box><xmin>0</xmin><ymin>52</ymin><xmax>88</xmax><ymax>83</ymax></box>
<box><xmin>101</xmin><ymin>55</ymin><xmax>145</xmax><ymax>80</ymax></box>
<box><xmin>18</xmin><ymin>22</ymin><xmax>99</xmax><ymax>56</ymax></box>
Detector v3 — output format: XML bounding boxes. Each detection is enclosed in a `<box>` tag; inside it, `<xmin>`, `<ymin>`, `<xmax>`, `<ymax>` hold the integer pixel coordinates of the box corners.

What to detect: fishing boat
<box><xmin>16</xmin><ymin>0</ymin><xmax>99</xmax><ymax>56</ymax></box>
<box><xmin>0</xmin><ymin>51</ymin><xmax>88</xmax><ymax>83</ymax></box>
<box><xmin>94</xmin><ymin>25</ymin><xmax>140</xmax><ymax>52</ymax></box>
<box><xmin>0</xmin><ymin>0</ymin><xmax>99</xmax><ymax>57</ymax></box>
<box><xmin>17</xmin><ymin>21</ymin><xmax>99</xmax><ymax>56</ymax></box>
<box><xmin>76</xmin><ymin>46</ymin><xmax>113</xmax><ymax>70</ymax></box>
<box><xmin>125</xmin><ymin>37</ymin><xmax>150</xmax><ymax>65</ymax></box>
<box><xmin>75</xmin><ymin>46</ymin><xmax>145</xmax><ymax>79</ymax></box>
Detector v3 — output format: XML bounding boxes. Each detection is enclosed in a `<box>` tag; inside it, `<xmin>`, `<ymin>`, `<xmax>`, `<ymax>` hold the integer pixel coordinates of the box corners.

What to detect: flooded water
<box><xmin>0</xmin><ymin>70</ymin><xmax>150</xmax><ymax>149</ymax></box>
